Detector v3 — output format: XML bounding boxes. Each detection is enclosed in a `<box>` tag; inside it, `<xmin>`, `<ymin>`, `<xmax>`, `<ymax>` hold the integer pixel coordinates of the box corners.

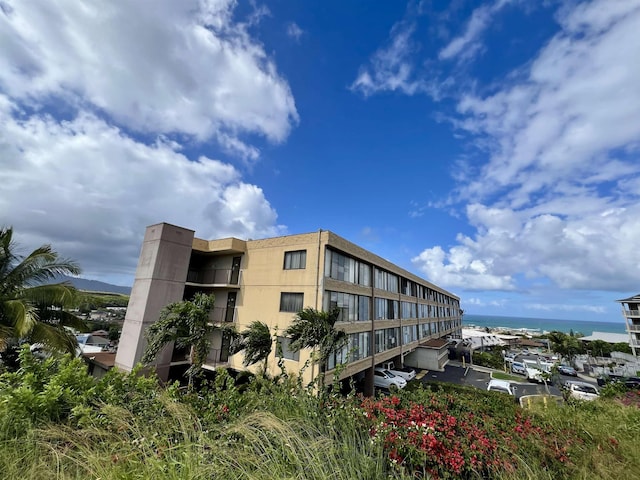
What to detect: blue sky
<box><xmin>1</xmin><ymin>0</ymin><xmax>639</xmax><ymax>323</ymax></box>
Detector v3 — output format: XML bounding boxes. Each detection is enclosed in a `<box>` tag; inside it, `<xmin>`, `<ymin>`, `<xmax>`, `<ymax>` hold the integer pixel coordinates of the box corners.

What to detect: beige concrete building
<box><xmin>617</xmin><ymin>294</ymin><xmax>640</xmax><ymax>356</ymax></box>
<box><xmin>115</xmin><ymin>223</ymin><xmax>463</xmax><ymax>390</ymax></box>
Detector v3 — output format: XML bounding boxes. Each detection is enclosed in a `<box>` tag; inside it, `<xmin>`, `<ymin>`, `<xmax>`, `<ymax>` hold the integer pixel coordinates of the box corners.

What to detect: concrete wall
<box><xmin>115</xmin><ymin>223</ymin><xmax>194</xmax><ymax>381</ymax></box>
<box><xmin>219</xmin><ymin>231</ymin><xmax>324</xmax><ymax>385</ymax></box>
<box><xmin>404</xmin><ymin>347</ymin><xmax>448</xmax><ymax>371</ymax></box>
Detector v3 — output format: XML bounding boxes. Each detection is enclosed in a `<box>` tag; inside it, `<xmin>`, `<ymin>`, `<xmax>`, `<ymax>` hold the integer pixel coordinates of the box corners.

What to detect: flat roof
<box><xmin>579</xmin><ymin>331</ymin><xmax>630</xmax><ymax>344</ymax></box>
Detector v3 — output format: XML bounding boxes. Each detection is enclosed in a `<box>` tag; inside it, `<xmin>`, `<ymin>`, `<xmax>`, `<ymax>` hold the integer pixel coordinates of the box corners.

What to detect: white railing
<box><xmin>623</xmin><ymin>309</ymin><xmax>640</xmax><ymax>317</ymax></box>
<box><xmin>627</xmin><ymin>325</ymin><xmax>640</xmax><ymax>333</ymax></box>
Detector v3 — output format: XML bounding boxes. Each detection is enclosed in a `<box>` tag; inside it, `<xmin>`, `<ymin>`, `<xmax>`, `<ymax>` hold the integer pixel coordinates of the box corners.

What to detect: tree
<box><xmin>547</xmin><ymin>331</ymin><xmax>584</xmax><ymax>366</ymax></box>
<box><xmin>612</xmin><ymin>342</ymin><xmax>632</xmax><ymax>355</ymax></box>
<box><xmin>283</xmin><ymin>307</ymin><xmax>347</xmax><ymax>389</ymax></box>
<box><xmin>588</xmin><ymin>340</ymin><xmax>612</xmax><ymax>358</ymax></box>
<box><xmin>0</xmin><ymin>227</ymin><xmax>83</xmax><ymax>353</ymax></box>
<box><xmin>142</xmin><ymin>293</ymin><xmax>236</xmax><ymax>388</ymax></box>
<box><xmin>238</xmin><ymin>321</ymin><xmax>272</xmax><ymax>372</ymax></box>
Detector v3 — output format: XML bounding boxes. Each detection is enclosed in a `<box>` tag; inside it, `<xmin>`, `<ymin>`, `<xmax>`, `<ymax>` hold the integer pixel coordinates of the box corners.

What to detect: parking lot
<box><xmin>421</xmin><ymin>364</ymin><xmax>563</xmax><ymax>398</ymax></box>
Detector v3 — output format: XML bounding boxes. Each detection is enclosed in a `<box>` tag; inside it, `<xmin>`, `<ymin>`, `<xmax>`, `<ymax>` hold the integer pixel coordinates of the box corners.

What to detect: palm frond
<box><xmin>21</xmin><ymin>283</ymin><xmax>79</xmax><ymax>307</ymax></box>
<box><xmin>29</xmin><ymin>321</ymin><xmax>78</xmax><ymax>353</ymax></box>
<box><xmin>3</xmin><ymin>298</ymin><xmax>39</xmax><ymax>337</ymax></box>
<box><xmin>240</xmin><ymin>321</ymin><xmax>272</xmax><ymax>367</ymax></box>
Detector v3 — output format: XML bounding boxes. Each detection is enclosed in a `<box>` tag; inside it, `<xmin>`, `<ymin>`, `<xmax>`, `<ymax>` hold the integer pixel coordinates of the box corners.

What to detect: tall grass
<box><xmin>1</xmin><ymin>351</ymin><xmax>638</xmax><ymax>480</ymax></box>
<box><xmin>0</xmin><ymin>392</ymin><xmax>403</xmax><ymax>480</ymax></box>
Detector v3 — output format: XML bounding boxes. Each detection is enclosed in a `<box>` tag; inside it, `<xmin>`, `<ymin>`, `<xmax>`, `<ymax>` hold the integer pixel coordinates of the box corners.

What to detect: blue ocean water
<box><xmin>463</xmin><ymin>314</ymin><xmax>627</xmax><ymax>336</ymax></box>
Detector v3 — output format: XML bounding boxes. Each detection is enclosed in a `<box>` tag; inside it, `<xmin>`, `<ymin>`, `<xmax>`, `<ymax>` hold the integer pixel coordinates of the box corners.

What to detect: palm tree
<box><xmin>142</xmin><ymin>292</ymin><xmax>237</xmax><ymax>388</ymax></box>
<box><xmin>239</xmin><ymin>321</ymin><xmax>272</xmax><ymax>372</ymax></box>
<box><xmin>0</xmin><ymin>227</ymin><xmax>83</xmax><ymax>353</ymax></box>
<box><xmin>283</xmin><ymin>307</ymin><xmax>347</xmax><ymax>390</ymax></box>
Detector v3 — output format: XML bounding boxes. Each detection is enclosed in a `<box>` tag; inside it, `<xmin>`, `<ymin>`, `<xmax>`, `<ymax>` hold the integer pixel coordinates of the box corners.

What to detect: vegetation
<box><xmin>284</xmin><ymin>307</ymin><xmax>347</xmax><ymax>388</ymax></box>
<box><xmin>0</xmin><ymin>226</ymin><xmax>85</xmax><ymax>353</ymax></box>
<box><xmin>0</xmin><ymin>347</ymin><xmax>639</xmax><ymax>480</ymax></box>
<box><xmin>74</xmin><ymin>292</ymin><xmax>129</xmax><ymax>312</ymax></box>
<box><xmin>142</xmin><ymin>293</ymin><xmax>236</xmax><ymax>388</ymax></box>
<box><xmin>472</xmin><ymin>346</ymin><xmax>504</xmax><ymax>369</ymax></box>
<box><xmin>238</xmin><ymin>320</ymin><xmax>273</xmax><ymax>370</ymax></box>
<box><xmin>547</xmin><ymin>331</ymin><xmax>585</xmax><ymax>365</ymax></box>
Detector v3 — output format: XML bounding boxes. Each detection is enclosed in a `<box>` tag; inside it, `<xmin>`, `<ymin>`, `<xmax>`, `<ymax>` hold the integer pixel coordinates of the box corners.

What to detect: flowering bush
<box><xmin>356</xmin><ymin>385</ymin><xmax>579</xmax><ymax>479</ymax></box>
<box><xmin>619</xmin><ymin>389</ymin><xmax>640</xmax><ymax>408</ymax></box>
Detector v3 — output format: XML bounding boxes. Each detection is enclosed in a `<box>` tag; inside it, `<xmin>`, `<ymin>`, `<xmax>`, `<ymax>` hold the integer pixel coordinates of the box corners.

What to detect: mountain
<box><xmin>56</xmin><ymin>275</ymin><xmax>132</xmax><ymax>295</ymax></box>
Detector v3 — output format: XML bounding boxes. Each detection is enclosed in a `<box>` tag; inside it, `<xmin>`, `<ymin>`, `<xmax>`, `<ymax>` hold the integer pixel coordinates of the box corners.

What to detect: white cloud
<box><xmin>0</xmin><ymin>0</ymin><xmax>298</xmax><ymax>160</ymax></box>
<box><xmin>412</xmin><ymin>244</ymin><xmax>515</xmax><ymax>291</ymax></box>
<box><xmin>0</xmin><ymin>98</ymin><xmax>285</xmax><ymax>285</ymax></box>
<box><xmin>287</xmin><ymin>22</ymin><xmax>304</xmax><ymax>41</ymax></box>
<box><xmin>465</xmin><ymin>297</ymin><xmax>506</xmax><ymax>307</ymax></box>
<box><xmin>456</xmin><ymin>1</ymin><xmax>640</xmax><ymax>204</ymax></box>
<box><xmin>350</xmin><ymin>21</ymin><xmax>429</xmax><ymax>97</ymax></box>
<box><xmin>438</xmin><ymin>0</ymin><xmax>513</xmax><ymax>62</ymax></box>
<box><xmin>414</xmin><ymin>0</ymin><xmax>640</xmax><ymax>293</ymax></box>
<box><xmin>0</xmin><ymin>0</ymin><xmax>297</xmax><ymax>285</ymax></box>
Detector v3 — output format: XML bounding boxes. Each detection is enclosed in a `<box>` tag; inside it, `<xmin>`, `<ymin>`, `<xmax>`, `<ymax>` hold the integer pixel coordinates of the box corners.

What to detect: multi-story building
<box><xmin>617</xmin><ymin>294</ymin><xmax>640</xmax><ymax>356</ymax></box>
<box><xmin>115</xmin><ymin>223</ymin><xmax>463</xmax><ymax>391</ymax></box>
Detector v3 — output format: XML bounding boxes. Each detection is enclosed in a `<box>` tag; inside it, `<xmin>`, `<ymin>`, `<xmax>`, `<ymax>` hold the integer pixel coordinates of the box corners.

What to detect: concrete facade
<box><xmin>115</xmin><ymin>223</ymin><xmax>195</xmax><ymax>379</ymax></box>
<box><xmin>117</xmin><ymin>223</ymin><xmax>463</xmax><ymax>386</ymax></box>
<box><xmin>617</xmin><ymin>294</ymin><xmax>640</xmax><ymax>357</ymax></box>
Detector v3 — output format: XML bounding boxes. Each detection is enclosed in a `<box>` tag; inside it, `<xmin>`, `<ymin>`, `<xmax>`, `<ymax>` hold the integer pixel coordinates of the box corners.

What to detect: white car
<box><xmin>487</xmin><ymin>379</ymin><xmax>517</xmax><ymax>396</ymax></box>
<box><xmin>565</xmin><ymin>381</ymin><xmax>599</xmax><ymax>401</ymax></box>
<box><xmin>511</xmin><ymin>362</ymin><xmax>526</xmax><ymax>375</ymax></box>
<box><xmin>525</xmin><ymin>365</ymin><xmax>546</xmax><ymax>383</ymax></box>
<box><xmin>374</xmin><ymin>368</ymin><xmax>407</xmax><ymax>390</ymax></box>
<box><xmin>381</xmin><ymin>362</ymin><xmax>416</xmax><ymax>381</ymax></box>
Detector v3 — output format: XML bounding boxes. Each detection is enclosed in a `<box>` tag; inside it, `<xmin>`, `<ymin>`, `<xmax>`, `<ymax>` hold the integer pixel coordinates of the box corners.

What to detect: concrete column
<box><xmin>115</xmin><ymin>223</ymin><xmax>195</xmax><ymax>381</ymax></box>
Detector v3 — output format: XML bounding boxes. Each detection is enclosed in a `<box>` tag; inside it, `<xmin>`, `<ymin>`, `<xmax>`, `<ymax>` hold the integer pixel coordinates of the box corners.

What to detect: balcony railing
<box><xmin>209</xmin><ymin>306</ymin><xmax>236</xmax><ymax>324</ymax></box>
<box><xmin>623</xmin><ymin>309</ymin><xmax>640</xmax><ymax>317</ymax></box>
<box><xmin>627</xmin><ymin>325</ymin><xmax>640</xmax><ymax>333</ymax></box>
<box><xmin>186</xmin><ymin>268</ymin><xmax>240</xmax><ymax>286</ymax></box>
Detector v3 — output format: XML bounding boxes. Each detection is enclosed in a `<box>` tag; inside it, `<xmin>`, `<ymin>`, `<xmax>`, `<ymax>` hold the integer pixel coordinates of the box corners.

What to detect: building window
<box><xmin>280</xmin><ymin>292</ymin><xmax>303</xmax><ymax>312</ymax></box>
<box><xmin>374</xmin><ymin>327</ymin><xmax>400</xmax><ymax>353</ymax></box>
<box><xmin>327</xmin><ymin>331</ymin><xmax>371</xmax><ymax>370</ymax></box>
<box><xmin>284</xmin><ymin>250</ymin><xmax>307</xmax><ymax>270</ymax></box>
<box><xmin>324</xmin><ymin>291</ymin><xmax>371</xmax><ymax>322</ymax></box>
<box><xmin>324</xmin><ymin>249</ymin><xmax>371</xmax><ymax>286</ymax></box>
<box><xmin>374</xmin><ymin>268</ymin><xmax>398</xmax><ymax>293</ymax></box>
<box><xmin>277</xmin><ymin>336</ymin><xmax>300</xmax><ymax>361</ymax></box>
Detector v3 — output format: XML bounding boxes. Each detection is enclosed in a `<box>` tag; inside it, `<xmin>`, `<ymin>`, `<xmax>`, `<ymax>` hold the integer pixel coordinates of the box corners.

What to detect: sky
<box><xmin>1</xmin><ymin>0</ymin><xmax>639</xmax><ymax>323</ymax></box>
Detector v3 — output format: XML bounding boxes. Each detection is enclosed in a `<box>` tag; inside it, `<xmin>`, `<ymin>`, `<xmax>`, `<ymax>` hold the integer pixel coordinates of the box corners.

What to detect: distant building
<box><xmin>579</xmin><ymin>331</ymin><xmax>631</xmax><ymax>345</ymax></box>
<box><xmin>115</xmin><ymin>223</ymin><xmax>463</xmax><ymax>391</ymax></box>
<box><xmin>616</xmin><ymin>294</ymin><xmax>640</xmax><ymax>356</ymax></box>
<box><xmin>460</xmin><ymin>328</ymin><xmax>506</xmax><ymax>351</ymax></box>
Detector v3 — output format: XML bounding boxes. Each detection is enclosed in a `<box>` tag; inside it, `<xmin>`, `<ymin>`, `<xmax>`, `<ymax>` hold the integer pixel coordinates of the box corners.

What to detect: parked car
<box><xmin>511</xmin><ymin>362</ymin><xmax>526</xmax><ymax>375</ymax></box>
<box><xmin>624</xmin><ymin>378</ymin><xmax>640</xmax><ymax>389</ymax></box>
<box><xmin>558</xmin><ymin>365</ymin><xmax>578</xmax><ymax>377</ymax></box>
<box><xmin>525</xmin><ymin>365</ymin><xmax>546</xmax><ymax>383</ymax></box>
<box><xmin>487</xmin><ymin>379</ymin><xmax>517</xmax><ymax>396</ymax></box>
<box><xmin>381</xmin><ymin>362</ymin><xmax>416</xmax><ymax>381</ymax></box>
<box><xmin>374</xmin><ymin>368</ymin><xmax>407</xmax><ymax>390</ymax></box>
<box><xmin>597</xmin><ymin>374</ymin><xmax>640</xmax><ymax>388</ymax></box>
<box><xmin>564</xmin><ymin>381</ymin><xmax>599</xmax><ymax>401</ymax></box>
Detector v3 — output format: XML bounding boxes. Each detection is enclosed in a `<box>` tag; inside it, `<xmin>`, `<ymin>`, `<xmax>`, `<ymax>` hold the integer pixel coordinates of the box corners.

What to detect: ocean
<box><xmin>463</xmin><ymin>314</ymin><xmax>627</xmax><ymax>336</ymax></box>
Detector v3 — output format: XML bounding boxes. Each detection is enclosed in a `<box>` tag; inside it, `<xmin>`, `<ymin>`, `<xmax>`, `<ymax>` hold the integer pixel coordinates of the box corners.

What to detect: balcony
<box><xmin>627</xmin><ymin>325</ymin><xmax>640</xmax><ymax>333</ymax></box>
<box><xmin>210</xmin><ymin>306</ymin><xmax>237</xmax><ymax>324</ymax></box>
<box><xmin>623</xmin><ymin>309</ymin><xmax>640</xmax><ymax>318</ymax></box>
<box><xmin>203</xmin><ymin>348</ymin><xmax>231</xmax><ymax>369</ymax></box>
<box><xmin>186</xmin><ymin>268</ymin><xmax>241</xmax><ymax>287</ymax></box>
